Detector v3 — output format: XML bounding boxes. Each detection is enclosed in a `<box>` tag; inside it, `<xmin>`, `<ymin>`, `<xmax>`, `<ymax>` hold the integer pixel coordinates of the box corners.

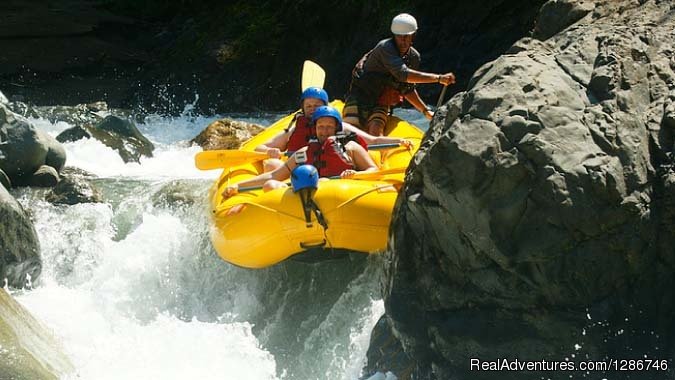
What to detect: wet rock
<box><xmin>0</xmin><ymin>288</ymin><xmax>75</xmax><ymax>379</ymax></box>
<box><xmin>3</xmin><ymin>101</ymin><xmax>41</xmax><ymax>119</ymax></box>
<box><xmin>59</xmin><ymin>166</ymin><xmax>97</xmax><ymax>180</ymax></box>
<box><xmin>0</xmin><ymin>104</ymin><xmax>66</xmax><ymax>187</ymax></box>
<box><xmin>56</xmin><ymin>125</ymin><xmax>92</xmax><ymax>143</ymax></box>
<box><xmin>363</xmin><ymin>316</ymin><xmax>415</xmax><ymax>379</ymax></box>
<box><xmin>86</xmin><ymin>115</ymin><xmax>154</xmax><ymax>163</ymax></box>
<box><xmin>0</xmin><ymin>90</ymin><xmax>8</xmax><ymax>105</ymax></box>
<box><xmin>7</xmin><ymin>101</ymin><xmax>112</xmax><ymax>127</ymax></box>
<box><xmin>0</xmin><ymin>168</ymin><xmax>10</xmax><ymax>189</ymax></box>
<box><xmin>45</xmin><ymin>175</ymin><xmax>102</xmax><ymax>205</ymax></box>
<box><xmin>29</xmin><ymin>165</ymin><xmax>59</xmax><ymax>187</ymax></box>
<box><xmin>382</xmin><ymin>1</ymin><xmax>675</xmax><ymax>379</ymax></box>
<box><xmin>533</xmin><ymin>0</ymin><xmax>595</xmax><ymax>40</ymax></box>
<box><xmin>191</xmin><ymin>118</ymin><xmax>264</xmax><ymax>150</ymax></box>
<box><xmin>7</xmin><ymin>102</ymin><xmax>150</xmax><ymax>164</ymax></box>
<box><xmin>151</xmin><ymin>180</ymin><xmax>200</xmax><ymax>208</ymax></box>
<box><xmin>0</xmin><ymin>184</ymin><xmax>41</xmax><ymax>288</ymax></box>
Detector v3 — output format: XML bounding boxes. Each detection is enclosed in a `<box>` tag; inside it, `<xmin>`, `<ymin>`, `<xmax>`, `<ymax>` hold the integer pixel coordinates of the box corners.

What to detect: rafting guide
<box><xmin>343</xmin><ymin>13</ymin><xmax>456</xmax><ymax>136</ymax></box>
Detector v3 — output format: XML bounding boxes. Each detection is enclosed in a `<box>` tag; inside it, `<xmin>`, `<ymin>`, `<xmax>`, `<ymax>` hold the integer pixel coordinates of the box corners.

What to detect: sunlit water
<box><xmin>7</xmin><ymin>105</ymin><xmax>427</xmax><ymax>379</ymax></box>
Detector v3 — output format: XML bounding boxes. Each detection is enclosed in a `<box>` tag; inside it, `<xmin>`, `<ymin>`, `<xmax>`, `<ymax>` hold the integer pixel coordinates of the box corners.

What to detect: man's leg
<box><xmin>342</xmin><ymin>100</ymin><xmax>363</xmax><ymax>129</ymax></box>
<box><xmin>366</xmin><ymin>106</ymin><xmax>389</xmax><ymax>136</ymax></box>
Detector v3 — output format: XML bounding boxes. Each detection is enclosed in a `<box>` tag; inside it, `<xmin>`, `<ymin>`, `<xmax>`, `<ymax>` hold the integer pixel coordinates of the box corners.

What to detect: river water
<box><xmin>7</xmin><ymin>105</ymin><xmax>428</xmax><ymax>380</ymax></box>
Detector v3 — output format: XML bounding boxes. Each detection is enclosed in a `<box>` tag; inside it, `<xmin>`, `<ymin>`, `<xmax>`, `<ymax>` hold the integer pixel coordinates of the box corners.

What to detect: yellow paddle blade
<box><xmin>194</xmin><ymin>150</ymin><xmax>268</xmax><ymax>170</ymax></box>
<box><xmin>301</xmin><ymin>60</ymin><xmax>326</xmax><ymax>91</ymax></box>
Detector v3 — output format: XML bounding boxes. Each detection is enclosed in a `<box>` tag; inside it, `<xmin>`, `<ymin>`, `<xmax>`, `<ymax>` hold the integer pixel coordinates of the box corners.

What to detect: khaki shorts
<box><xmin>342</xmin><ymin>99</ymin><xmax>389</xmax><ymax>131</ymax></box>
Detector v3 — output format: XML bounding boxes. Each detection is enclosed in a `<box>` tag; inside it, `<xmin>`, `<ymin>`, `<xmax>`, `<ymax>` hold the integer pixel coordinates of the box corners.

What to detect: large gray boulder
<box><xmin>0</xmin><ymin>104</ymin><xmax>66</xmax><ymax>187</ymax></box>
<box><xmin>381</xmin><ymin>1</ymin><xmax>675</xmax><ymax>378</ymax></box>
<box><xmin>0</xmin><ymin>184</ymin><xmax>41</xmax><ymax>288</ymax></box>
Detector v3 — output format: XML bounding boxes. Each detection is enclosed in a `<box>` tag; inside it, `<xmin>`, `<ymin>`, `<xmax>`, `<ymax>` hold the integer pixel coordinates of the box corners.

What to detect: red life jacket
<box><xmin>286</xmin><ymin>115</ymin><xmax>315</xmax><ymax>151</ymax></box>
<box><xmin>287</xmin><ymin>116</ymin><xmax>369</xmax><ymax>152</ymax></box>
<box><xmin>306</xmin><ymin>137</ymin><xmax>355</xmax><ymax>177</ymax></box>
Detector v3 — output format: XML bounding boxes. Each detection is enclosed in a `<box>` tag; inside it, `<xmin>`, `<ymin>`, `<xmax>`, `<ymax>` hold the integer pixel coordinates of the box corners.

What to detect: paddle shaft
<box><xmin>236</xmin><ymin>167</ymin><xmax>406</xmax><ymax>193</ymax></box>
<box><xmin>233</xmin><ymin>142</ymin><xmax>399</xmax><ymax>161</ymax></box>
<box><xmin>198</xmin><ymin>142</ymin><xmax>406</xmax><ymax>171</ymax></box>
<box><xmin>436</xmin><ymin>85</ymin><xmax>448</xmax><ymax>109</ymax></box>
<box><xmin>286</xmin><ymin>142</ymin><xmax>401</xmax><ymax>156</ymax></box>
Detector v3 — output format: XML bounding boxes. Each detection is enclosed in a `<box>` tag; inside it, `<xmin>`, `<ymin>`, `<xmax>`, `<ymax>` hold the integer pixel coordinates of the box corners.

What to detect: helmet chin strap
<box><xmin>299</xmin><ymin>188</ymin><xmax>328</xmax><ymax>230</ymax></box>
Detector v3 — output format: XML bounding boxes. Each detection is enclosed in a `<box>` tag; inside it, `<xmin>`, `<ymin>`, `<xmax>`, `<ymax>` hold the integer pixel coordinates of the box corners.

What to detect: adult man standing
<box><xmin>343</xmin><ymin>13</ymin><xmax>456</xmax><ymax>135</ymax></box>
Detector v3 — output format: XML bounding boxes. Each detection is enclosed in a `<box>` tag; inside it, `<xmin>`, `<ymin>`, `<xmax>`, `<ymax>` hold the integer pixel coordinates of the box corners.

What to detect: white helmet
<box><xmin>391</xmin><ymin>13</ymin><xmax>418</xmax><ymax>35</ymax></box>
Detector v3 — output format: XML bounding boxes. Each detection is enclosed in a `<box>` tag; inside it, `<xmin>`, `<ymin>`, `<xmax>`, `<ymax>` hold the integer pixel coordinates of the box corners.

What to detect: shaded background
<box><xmin>0</xmin><ymin>0</ymin><xmax>545</xmax><ymax>114</ymax></box>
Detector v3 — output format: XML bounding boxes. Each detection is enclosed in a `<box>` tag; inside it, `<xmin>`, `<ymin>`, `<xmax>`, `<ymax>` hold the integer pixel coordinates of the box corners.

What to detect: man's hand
<box><xmin>439</xmin><ymin>72</ymin><xmax>456</xmax><ymax>86</ymax></box>
<box><xmin>340</xmin><ymin>169</ymin><xmax>356</xmax><ymax>179</ymax></box>
<box><xmin>267</xmin><ymin>148</ymin><xmax>282</xmax><ymax>159</ymax></box>
<box><xmin>222</xmin><ymin>185</ymin><xmax>238</xmax><ymax>198</ymax></box>
<box><xmin>400</xmin><ymin>139</ymin><xmax>414</xmax><ymax>150</ymax></box>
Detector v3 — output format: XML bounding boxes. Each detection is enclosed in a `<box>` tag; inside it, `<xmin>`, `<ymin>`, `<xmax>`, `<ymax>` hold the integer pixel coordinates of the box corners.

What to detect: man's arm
<box><xmin>254</xmin><ymin>130</ymin><xmax>291</xmax><ymax>158</ymax></box>
<box><xmin>404</xmin><ymin>70</ymin><xmax>455</xmax><ymax>85</ymax></box>
<box><xmin>347</xmin><ymin>142</ymin><xmax>378</xmax><ymax>172</ymax></box>
<box><xmin>404</xmin><ymin>90</ymin><xmax>434</xmax><ymax>120</ymax></box>
<box><xmin>342</xmin><ymin>123</ymin><xmax>411</xmax><ymax>146</ymax></box>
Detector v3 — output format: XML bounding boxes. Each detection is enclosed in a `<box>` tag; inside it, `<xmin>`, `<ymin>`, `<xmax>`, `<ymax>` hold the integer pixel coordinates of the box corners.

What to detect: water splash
<box><xmin>12</xmin><ymin>109</ymin><xmax>389</xmax><ymax>380</ymax></box>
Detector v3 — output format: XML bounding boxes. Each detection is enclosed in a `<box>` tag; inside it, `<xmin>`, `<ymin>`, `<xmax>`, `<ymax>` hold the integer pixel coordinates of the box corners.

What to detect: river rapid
<box><xmin>7</xmin><ymin>104</ymin><xmax>427</xmax><ymax>380</ymax></box>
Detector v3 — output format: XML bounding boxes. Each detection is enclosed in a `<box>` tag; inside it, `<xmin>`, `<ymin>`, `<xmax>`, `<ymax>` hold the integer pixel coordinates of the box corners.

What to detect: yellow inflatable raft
<box><xmin>204</xmin><ymin>101</ymin><xmax>422</xmax><ymax>268</ymax></box>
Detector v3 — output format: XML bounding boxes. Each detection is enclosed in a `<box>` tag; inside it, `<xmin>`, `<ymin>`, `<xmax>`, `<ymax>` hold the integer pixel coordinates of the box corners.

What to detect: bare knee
<box><xmin>343</xmin><ymin>116</ymin><xmax>361</xmax><ymax>129</ymax></box>
<box><xmin>367</xmin><ymin>120</ymin><xmax>386</xmax><ymax>136</ymax></box>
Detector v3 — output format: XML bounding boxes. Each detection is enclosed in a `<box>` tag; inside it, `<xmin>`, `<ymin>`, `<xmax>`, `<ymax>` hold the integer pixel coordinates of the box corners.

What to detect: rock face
<box><xmin>0</xmin><ymin>288</ymin><xmax>75</xmax><ymax>379</ymax></box>
<box><xmin>0</xmin><ymin>104</ymin><xmax>66</xmax><ymax>187</ymax></box>
<box><xmin>382</xmin><ymin>1</ymin><xmax>675</xmax><ymax>379</ymax></box>
<box><xmin>0</xmin><ymin>0</ymin><xmax>150</xmax><ymax>108</ymax></box>
<box><xmin>0</xmin><ymin>184</ymin><xmax>41</xmax><ymax>288</ymax></box>
<box><xmin>191</xmin><ymin>118</ymin><xmax>264</xmax><ymax>150</ymax></box>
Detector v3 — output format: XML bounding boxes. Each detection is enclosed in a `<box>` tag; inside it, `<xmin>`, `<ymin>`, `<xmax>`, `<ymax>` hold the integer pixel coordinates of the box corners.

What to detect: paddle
<box><xmin>436</xmin><ymin>84</ymin><xmax>448</xmax><ymax>109</ymax></box>
<box><xmin>236</xmin><ymin>167</ymin><xmax>408</xmax><ymax>193</ymax></box>
<box><xmin>327</xmin><ymin>166</ymin><xmax>407</xmax><ymax>180</ymax></box>
<box><xmin>301</xmin><ymin>60</ymin><xmax>326</xmax><ymax>90</ymax></box>
<box><xmin>195</xmin><ymin>143</ymin><xmax>408</xmax><ymax>170</ymax></box>
<box><xmin>195</xmin><ymin>150</ymin><xmax>269</xmax><ymax>170</ymax></box>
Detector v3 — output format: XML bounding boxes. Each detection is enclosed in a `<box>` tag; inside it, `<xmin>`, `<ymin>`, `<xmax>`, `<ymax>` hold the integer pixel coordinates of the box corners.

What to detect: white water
<box><xmin>11</xmin><ymin>110</ymin><xmax>391</xmax><ymax>380</ymax></box>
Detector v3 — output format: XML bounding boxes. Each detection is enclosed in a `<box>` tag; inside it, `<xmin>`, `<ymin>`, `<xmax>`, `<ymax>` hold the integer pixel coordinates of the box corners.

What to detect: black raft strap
<box><xmin>299</xmin><ymin>189</ymin><xmax>328</xmax><ymax>230</ymax></box>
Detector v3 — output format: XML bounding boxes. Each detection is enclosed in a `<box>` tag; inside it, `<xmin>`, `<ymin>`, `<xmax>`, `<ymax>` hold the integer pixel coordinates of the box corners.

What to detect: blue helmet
<box><xmin>300</xmin><ymin>87</ymin><xmax>329</xmax><ymax>105</ymax></box>
<box><xmin>291</xmin><ymin>164</ymin><xmax>319</xmax><ymax>193</ymax></box>
<box><xmin>311</xmin><ymin>105</ymin><xmax>342</xmax><ymax>132</ymax></box>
